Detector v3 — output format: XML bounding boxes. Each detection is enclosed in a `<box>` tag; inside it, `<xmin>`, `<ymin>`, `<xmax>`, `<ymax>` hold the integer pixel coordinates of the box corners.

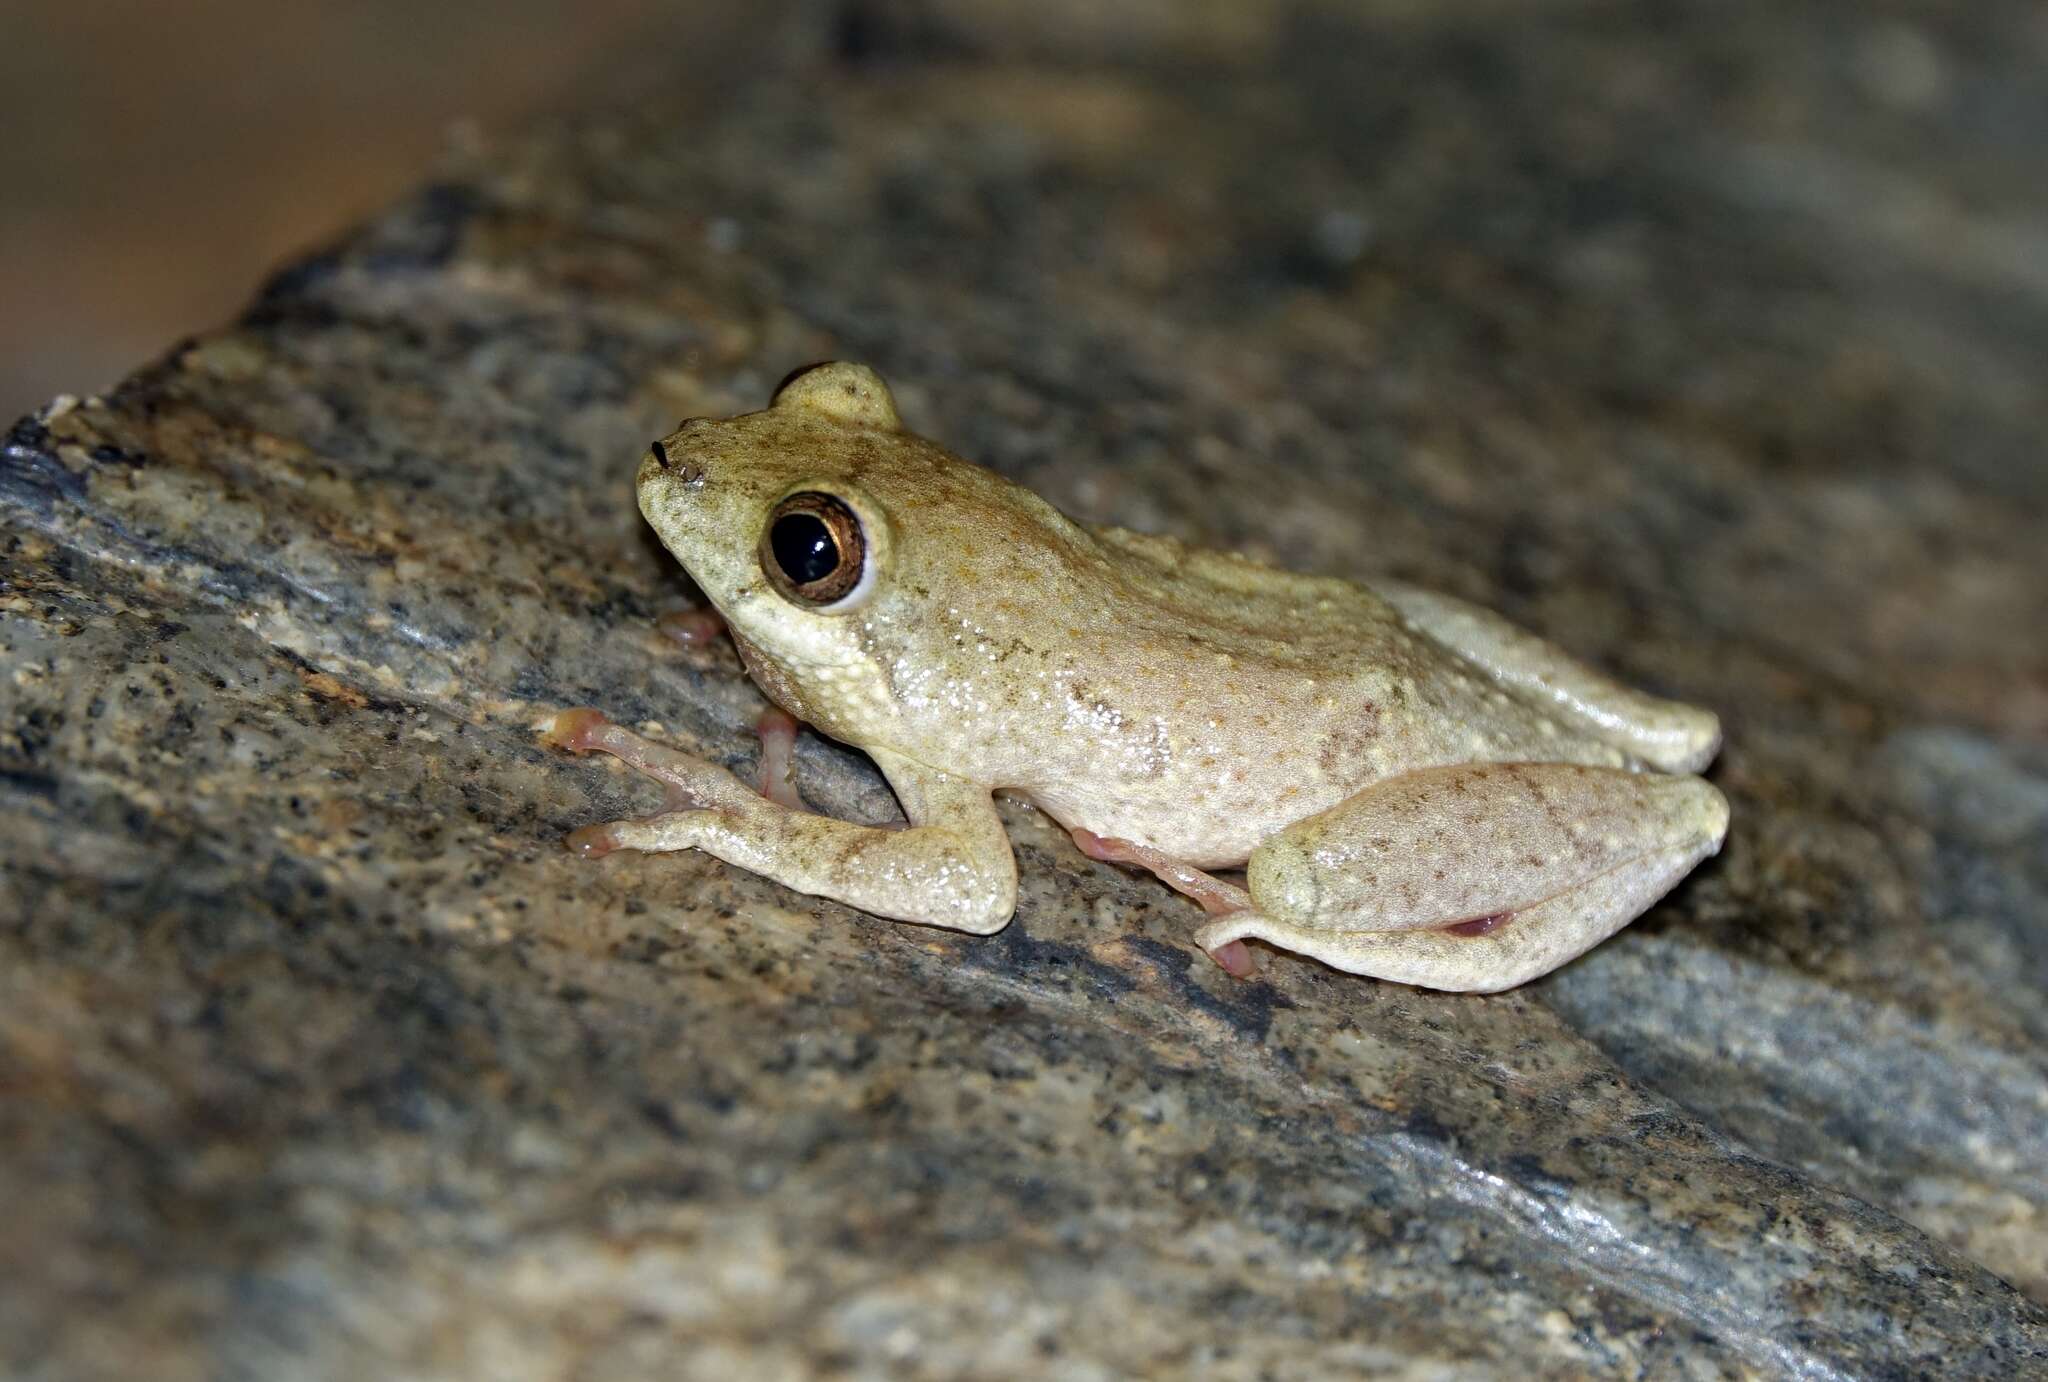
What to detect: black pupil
<box><xmin>771</xmin><ymin>513</ymin><xmax>840</xmax><ymax>586</ymax></box>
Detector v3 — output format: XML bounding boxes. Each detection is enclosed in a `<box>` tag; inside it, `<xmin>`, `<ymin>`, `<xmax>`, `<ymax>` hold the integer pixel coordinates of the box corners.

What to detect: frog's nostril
<box><xmin>645</xmin><ymin>442</ymin><xmax>703</xmax><ymax>484</ymax></box>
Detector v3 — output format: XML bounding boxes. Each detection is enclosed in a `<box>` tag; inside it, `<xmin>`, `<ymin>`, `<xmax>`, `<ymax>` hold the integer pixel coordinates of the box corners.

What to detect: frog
<box><xmin>550</xmin><ymin>362</ymin><xmax>1729</xmax><ymax>992</ymax></box>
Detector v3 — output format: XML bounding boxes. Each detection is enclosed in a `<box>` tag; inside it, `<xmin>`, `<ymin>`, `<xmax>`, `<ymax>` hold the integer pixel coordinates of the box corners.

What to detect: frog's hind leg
<box><xmin>1371</xmin><ymin>579</ymin><xmax>1721</xmax><ymax>774</ymax></box>
<box><xmin>1201</xmin><ymin>762</ymin><xmax>1728</xmax><ymax>992</ymax></box>
<box><xmin>1201</xmin><ymin>860</ymin><xmax>1697</xmax><ymax>993</ymax></box>
<box><xmin>1068</xmin><ymin>830</ymin><xmax>1259</xmax><ymax>977</ymax></box>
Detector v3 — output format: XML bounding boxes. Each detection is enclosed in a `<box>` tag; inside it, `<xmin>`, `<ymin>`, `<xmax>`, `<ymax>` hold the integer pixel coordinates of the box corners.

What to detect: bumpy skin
<box><xmin>554</xmin><ymin>363</ymin><xmax>1728</xmax><ymax>992</ymax></box>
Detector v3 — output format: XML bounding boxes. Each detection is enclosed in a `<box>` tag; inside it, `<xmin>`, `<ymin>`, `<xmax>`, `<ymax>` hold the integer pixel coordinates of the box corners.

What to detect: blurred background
<box><xmin>0</xmin><ymin>2</ymin><xmax>774</xmax><ymax>422</ymax></box>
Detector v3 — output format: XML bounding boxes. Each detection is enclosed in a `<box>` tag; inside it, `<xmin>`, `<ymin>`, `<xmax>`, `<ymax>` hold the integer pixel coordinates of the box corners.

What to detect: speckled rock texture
<box><xmin>5</xmin><ymin>2</ymin><xmax>2046</xmax><ymax>1377</ymax></box>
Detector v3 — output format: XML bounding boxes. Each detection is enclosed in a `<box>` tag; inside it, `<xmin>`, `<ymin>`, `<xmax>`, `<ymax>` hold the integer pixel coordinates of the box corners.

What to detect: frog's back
<box><xmin>1082</xmin><ymin>524</ymin><xmax>1633</xmax><ymax>768</ymax></box>
<box><xmin>1011</xmin><ymin>525</ymin><xmax>1633</xmax><ymax>865</ymax></box>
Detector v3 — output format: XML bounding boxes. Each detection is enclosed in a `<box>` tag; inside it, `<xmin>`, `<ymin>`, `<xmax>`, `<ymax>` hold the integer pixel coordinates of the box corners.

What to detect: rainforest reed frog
<box><xmin>551</xmin><ymin>363</ymin><xmax>1727</xmax><ymax>991</ymax></box>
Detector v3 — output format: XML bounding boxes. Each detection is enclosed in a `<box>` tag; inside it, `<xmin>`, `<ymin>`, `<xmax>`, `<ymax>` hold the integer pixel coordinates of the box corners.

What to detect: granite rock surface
<box><xmin>4</xmin><ymin>2</ymin><xmax>2046</xmax><ymax>1377</ymax></box>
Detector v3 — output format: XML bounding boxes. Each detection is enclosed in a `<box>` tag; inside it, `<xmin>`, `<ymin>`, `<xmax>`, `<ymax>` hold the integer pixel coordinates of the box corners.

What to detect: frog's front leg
<box><xmin>550</xmin><ymin>711</ymin><xmax>1016</xmax><ymax>935</ymax></box>
<box><xmin>1202</xmin><ymin>762</ymin><xmax>1728</xmax><ymax>992</ymax></box>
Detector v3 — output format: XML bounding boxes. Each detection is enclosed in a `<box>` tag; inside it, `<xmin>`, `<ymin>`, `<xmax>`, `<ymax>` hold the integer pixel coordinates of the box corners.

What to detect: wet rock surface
<box><xmin>4</xmin><ymin>2</ymin><xmax>2046</xmax><ymax>1376</ymax></box>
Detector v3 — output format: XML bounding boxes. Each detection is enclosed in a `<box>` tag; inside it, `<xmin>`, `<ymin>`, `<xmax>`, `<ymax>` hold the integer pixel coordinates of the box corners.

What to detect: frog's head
<box><xmin>637</xmin><ymin>362</ymin><xmax>1079</xmax><ymax>740</ymax></box>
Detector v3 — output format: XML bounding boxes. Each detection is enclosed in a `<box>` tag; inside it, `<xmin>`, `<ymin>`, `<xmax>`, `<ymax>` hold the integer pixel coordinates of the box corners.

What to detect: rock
<box><xmin>4</xmin><ymin>2</ymin><xmax>2045</xmax><ymax>1376</ymax></box>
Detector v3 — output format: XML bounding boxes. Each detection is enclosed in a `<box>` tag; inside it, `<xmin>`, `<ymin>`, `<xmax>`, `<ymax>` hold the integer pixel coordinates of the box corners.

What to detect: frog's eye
<box><xmin>761</xmin><ymin>492</ymin><xmax>867</xmax><ymax>607</ymax></box>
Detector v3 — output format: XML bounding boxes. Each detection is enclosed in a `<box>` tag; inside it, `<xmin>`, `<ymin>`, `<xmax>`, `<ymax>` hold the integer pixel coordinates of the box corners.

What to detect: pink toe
<box><xmin>565</xmin><ymin>823</ymin><xmax>621</xmax><ymax>858</ymax></box>
<box><xmin>1441</xmin><ymin>911</ymin><xmax>1511</xmax><ymax>937</ymax></box>
<box><xmin>1070</xmin><ymin>828</ymin><xmax>1128</xmax><ymax>863</ymax></box>
<box><xmin>657</xmin><ymin>608</ymin><xmax>727</xmax><ymax>648</ymax></box>
<box><xmin>1208</xmin><ymin>939</ymin><xmax>1255</xmax><ymax>978</ymax></box>
<box><xmin>754</xmin><ymin>708</ymin><xmax>805</xmax><ymax>809</ymax></box>
<box><xmin>546</xmin><ymin>707</ymin><xmax>612</xmax><ymax>753</ymax></box>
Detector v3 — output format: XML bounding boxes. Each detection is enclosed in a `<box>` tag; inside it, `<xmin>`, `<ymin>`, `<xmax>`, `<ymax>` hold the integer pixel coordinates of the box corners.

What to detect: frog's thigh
<box><xmin>1208</xmin><ymin>762</ymin><xmax>1728</xmax><ymax>992</ymax></box>
<box><xmin>1372</xmin><ymin>580</ymin><xmax>1721</xmax><ymax>773</ymax></box>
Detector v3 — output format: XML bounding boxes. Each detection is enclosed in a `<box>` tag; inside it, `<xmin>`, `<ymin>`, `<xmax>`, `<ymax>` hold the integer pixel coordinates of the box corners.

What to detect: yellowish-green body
<box><xmin>557</xmin><ymin>363</ymin><xmax>1728</xmax><ymax>992</ymax></box>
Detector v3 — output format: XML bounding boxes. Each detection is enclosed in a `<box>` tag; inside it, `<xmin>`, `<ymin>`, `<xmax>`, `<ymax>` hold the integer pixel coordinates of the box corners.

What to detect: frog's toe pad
<box><xmin>565</xmin><ymin>822</ymin><xmax>624</xmax><ymax>857</ymax></box>
<box><xmin>657</xmin><ymin>608</ymin><xmax>727</xmax><ymax>648</ymax></box>
<box><xmin>546</xmin><ymin>707</ymin><xmax>613</xmax><ymax>753</ymax></box>
<box><xmin>1205</xmin><ymin>938</ymin><xmax>1257</xmax><ymax>978</ymax></box>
